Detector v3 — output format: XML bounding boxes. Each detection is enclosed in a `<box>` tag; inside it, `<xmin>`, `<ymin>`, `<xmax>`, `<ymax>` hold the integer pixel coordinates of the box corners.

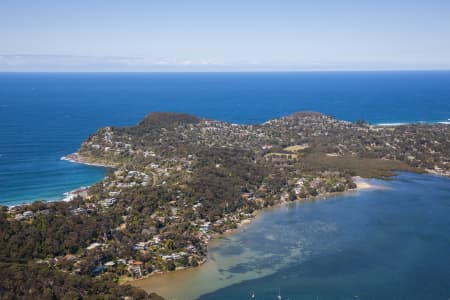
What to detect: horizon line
<box><xmin>1</xmin><ymin>69</ymin><xmax>450</xmax><ymax>74</ymax></box>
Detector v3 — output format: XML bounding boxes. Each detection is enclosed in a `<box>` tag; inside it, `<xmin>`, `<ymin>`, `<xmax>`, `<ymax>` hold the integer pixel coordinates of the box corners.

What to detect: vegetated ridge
<box><xmin>2</xmin><ymin>111</ymin><xmax>449</xmax><ymax>299</ymax></box>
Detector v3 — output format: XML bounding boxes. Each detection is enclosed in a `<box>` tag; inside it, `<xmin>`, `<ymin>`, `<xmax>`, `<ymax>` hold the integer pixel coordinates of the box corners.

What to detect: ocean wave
<box><xmin>375</xmin><ymin>120</ymin><xmax>450</xmax><ymax>126</ymax></box>
<box><xmin>374</xmin><ymin>122</ymin><xmax>408</xmax><ymax>126</ymax></box>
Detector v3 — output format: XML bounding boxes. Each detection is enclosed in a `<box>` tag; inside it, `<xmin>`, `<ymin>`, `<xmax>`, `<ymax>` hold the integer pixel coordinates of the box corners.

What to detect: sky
<box><xmin>1</xmin><ymin>0</ymin><xmax>450</xmax><ymax>71</ymax></box>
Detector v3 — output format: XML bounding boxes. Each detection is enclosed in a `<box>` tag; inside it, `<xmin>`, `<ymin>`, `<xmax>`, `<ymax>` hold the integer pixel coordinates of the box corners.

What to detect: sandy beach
<box><xmin>353</xmin><ymin>176</ymin><xmax>385</xmax><ymax>190</ymax></box>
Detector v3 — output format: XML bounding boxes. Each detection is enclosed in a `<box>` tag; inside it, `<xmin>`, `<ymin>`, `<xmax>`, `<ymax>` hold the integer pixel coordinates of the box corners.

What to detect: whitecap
<box><xmin>375</xmin><ymin>122</ymin><xmax>408</xmax><ymax>126</ymax></box>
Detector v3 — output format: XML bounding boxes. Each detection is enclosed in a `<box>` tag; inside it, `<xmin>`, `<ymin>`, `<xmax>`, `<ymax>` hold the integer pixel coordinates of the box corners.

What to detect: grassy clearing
<box><xmin>284</xmin><ymin>145</ymin><xmax>308</xmax><ymax>152</ymax></box>
<box><xmin>301</xmin><ymin>153</ymin><xmax>423</xmax><ymax>179</ymax></box>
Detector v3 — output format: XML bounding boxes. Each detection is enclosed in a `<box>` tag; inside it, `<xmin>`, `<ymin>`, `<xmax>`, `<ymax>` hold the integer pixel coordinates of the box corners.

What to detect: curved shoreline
<box><xmin>61</xmin><ymin>152</ymin><xmax>117</xmax><ymax>168</ymax></box>
<box><xmin>128</xmin><ymin>177</ymin><xmax>382</xmax><ymax>299</ymax></box>
<box><xmin>56</xmin><ymin>153</ymin><xmax>115</xmax><ymax>204</ymax></box>
<box><xmin>26</xmin><ymin>151</ymin><xmax>441</xmax><ymax>298</ymax></box>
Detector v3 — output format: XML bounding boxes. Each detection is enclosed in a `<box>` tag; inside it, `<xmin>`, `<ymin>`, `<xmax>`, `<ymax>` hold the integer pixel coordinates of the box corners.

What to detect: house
<box><xmin>193</xmin><ymin>203</ymin><xmax>202</xmax><ymax>210</ymax></box>
<box><xmin>108</xmin><ymin>191</ymin><xmax>121</xmax><ymax>197</ymax></box>
<box><xmin>70</xmin><ymin>207</ymin><xmax>86</xmax><ymax>215</ymax></box>
<box><xmin>186</xmin><ymin>245</ymin><xmax>197</xmax><ymax>254</ymax></box>
<box><xmin>161</xmin><ymin>255</ymin><xmax>173</xmax><ymax>261</ymax></box>
<box><xmin>14</xmin><ymin>214</ymin><xmax>26</xmax><ymax>221</ymax></box>
<box><xmin>128</xmin><ymin>171</ymin><xmax>138</xmax><ymax>176</ymax></box>
<box><xmin>199</xmin><ymin>222</ymin><xmax>210</xmax><ymax>234</ymax></box>
<box><xmin>14</xmin><ymin>210</ymin><xmax>35</xmax><ymax>221</ymax></box>
<box><xmin>104</xmin><ymin>261</ymin><xmax>115</xmax><ymax>268</ymax></box>
<box><xmin>23</xmin><ymin>211</ymin><xmax>34</xmax><ymax>219</ymax></box>
<box><xmin>127</xmin><ymin>260</ymin><xmax>143</xmax><ymax>277</ymax></box>
<box><xmin>152</xmin><ymin>236</ymin><xmax>161</xmax><ymax>245</ymax></box>
<box><xmin>101</xmin><ymin>198</ymin><xmax>117</xmax><ymax>207</ymax></box>
<box><xmin>86</xmin><ymin>242</ymin><xmax>102</xmax><ymax>250</ymax></box>
<box><xmin>241</xmin><ymin>192</ymin><xmax>255</xmax><ymax>200</ymax></box>
<box><xmin>133</xmin><ymin>241</ymin><xmax>149</xmax><ymax>251</ymax></box>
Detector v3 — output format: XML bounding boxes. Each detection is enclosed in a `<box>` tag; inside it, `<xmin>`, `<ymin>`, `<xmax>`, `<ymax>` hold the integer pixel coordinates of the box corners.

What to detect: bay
<box><xmin>133</xmin><ymin>173</ymin><xmax>450</xmax><ymax>300</ymax></box>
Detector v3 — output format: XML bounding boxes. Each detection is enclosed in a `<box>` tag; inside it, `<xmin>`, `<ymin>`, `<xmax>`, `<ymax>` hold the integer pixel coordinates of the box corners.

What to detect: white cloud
<box><xmin>0</xmin><ymin>54</ymin><xmax>224</xmax><ymax>71</ymax></box>
<box><xmin>0</xmin><ymin>54</ymin><xmax>449</xmax><ymax>72</ymax></box>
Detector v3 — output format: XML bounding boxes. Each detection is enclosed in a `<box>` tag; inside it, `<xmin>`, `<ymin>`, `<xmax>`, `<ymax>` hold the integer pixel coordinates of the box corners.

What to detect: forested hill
<box><xmin>80</xmin><ymin>111</ymin><xmax>449</xmax><ymax>176</ymax></box>
<box><xmin>1</xmin><ymin>111</ymin><xmax>449</xmax><ymax>299</ymax></box>
<box><xmin>135</xmin><ymin>112</ymin><xmax>201</xmax><ymax>131</ymax></box>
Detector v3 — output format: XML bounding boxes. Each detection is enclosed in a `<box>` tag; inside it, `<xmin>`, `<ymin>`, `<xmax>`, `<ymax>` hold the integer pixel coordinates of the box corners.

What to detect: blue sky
<box><xmin>1</xmin><ymin>0</ymin><xmax>450</xmax><ymax>71</ymax></box>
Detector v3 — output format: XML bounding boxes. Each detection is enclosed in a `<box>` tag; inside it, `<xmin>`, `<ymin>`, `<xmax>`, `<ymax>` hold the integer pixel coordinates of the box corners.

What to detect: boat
<box><xmin>277</xmin><ymin>288</ymin><xmax>282</xmax><ymax>300</ymax></box>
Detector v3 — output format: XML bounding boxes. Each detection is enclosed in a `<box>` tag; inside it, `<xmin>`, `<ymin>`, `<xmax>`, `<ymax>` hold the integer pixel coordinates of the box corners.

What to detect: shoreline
<box><xmin>6</xmin><ymin>152</ymin><xmax>442</xmax><ymax>296</ymax></box>
<box><xmin>6</xmin><ymin>153</ymin><xmax>379</xmax><ymax>209</ymax></box>
<box><xmin>58</xmin><ymin>153</ymin><xmax>116</xmax><ymax>203</ymax></box>
<box><xmin>128</xmin><ymin>177</ymin><xmax>382</xmax><ymax>298</ymax></box>
<box><xmin>6</xmin><ymin>150</ymin><xmax>446</xmax><ymax>298</ymax></box>
<box><xmin>61</xmin><ymin>152</ymin><xmax>117</xmax><ymax>168</ymax></box>
<box><xmin>7</xmin><ymin>185</ymin><xmax>93</xmax><ymax>209</ymax></box>
<box><xmin>4</xmin><ymin>153</ymin><xmax>110</xmax><ymax>208</ymax></box>
<box><xmin>372</xmin><ymin>119</ymin><xmax>450</xmax><ymax>126</ymax></box>
<box><xmin>62</xmin><ymin>186</ymin><xmax>90</xmax><ymax>202</ymax></box>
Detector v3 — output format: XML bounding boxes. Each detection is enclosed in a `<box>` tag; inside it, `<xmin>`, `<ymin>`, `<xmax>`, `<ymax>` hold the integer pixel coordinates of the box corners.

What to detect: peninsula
<box><xmin>1</xmin><ymin>112</ymin><xmax>449</xmax><ymax>299</ymax></box>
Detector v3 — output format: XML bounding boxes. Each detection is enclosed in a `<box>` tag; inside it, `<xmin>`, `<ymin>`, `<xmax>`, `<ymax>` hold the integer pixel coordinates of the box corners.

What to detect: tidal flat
<box><xmin>132</xmin><ymin>173</ymin><xmax>450</xmax><ymax>300</ymax></box>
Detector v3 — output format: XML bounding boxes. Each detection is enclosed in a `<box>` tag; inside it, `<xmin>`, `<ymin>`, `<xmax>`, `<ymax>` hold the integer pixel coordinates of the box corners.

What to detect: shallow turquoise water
<box><xmin>1</xmin><ymin>72</ymin><xmax>450</xmax><ymax>205</ymax></box>
<box><xmin>198</xmin><ymin>173</ymin><xmax>450</xmax><ymax>300</ymax></box>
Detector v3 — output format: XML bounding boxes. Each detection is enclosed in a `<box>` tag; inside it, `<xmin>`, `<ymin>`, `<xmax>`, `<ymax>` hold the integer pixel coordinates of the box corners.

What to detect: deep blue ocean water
<box><xmin>1</xmin><ymin>71</ymin><xmax>450</xmax><ymax>205</ymax></box>
<box><xmin>198</xmin><ymin>173</ymin><xmax>450</xmax><ymax>300</ymax></box>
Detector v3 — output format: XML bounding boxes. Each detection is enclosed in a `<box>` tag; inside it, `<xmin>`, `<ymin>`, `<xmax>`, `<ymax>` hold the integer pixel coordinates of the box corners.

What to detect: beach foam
<box><xmin>375</xmin><ymin>122</ymin><xmax>408</xmax><ymax>126</ymax></box>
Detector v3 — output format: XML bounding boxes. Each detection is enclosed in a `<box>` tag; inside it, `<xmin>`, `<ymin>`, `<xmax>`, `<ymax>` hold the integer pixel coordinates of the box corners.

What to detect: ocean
<box><xmin>1</xmin><ymin>72</ymin><xmax>450</xmax><ymax>299</ymax></box>
<box><xmin>1</xmin><ymin>71</ymin><xmax>450</xmax><ymax>205</ymax></box>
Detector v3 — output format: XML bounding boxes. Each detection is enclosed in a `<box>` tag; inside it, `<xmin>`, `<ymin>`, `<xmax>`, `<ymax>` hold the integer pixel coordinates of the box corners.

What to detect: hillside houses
<box><xmin>5</xmin><ymin>111</ymin><xmax>448</xmax><ymax>285</ymax></box>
